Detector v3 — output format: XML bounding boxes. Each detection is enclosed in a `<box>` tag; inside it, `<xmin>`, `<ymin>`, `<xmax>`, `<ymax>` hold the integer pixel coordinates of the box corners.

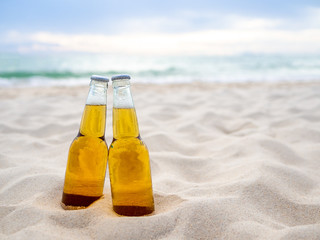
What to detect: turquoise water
<box><xmin>1</xmin><ymin>53</ymin><xmax>320</xmax><ymax>86</ymax></box>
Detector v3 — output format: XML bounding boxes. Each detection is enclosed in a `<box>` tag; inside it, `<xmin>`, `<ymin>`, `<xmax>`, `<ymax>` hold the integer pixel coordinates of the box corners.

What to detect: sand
<box><xmin>1</xmin><ymin>81</ymin><xmax>320</xmax><ymax>240</ymax></box>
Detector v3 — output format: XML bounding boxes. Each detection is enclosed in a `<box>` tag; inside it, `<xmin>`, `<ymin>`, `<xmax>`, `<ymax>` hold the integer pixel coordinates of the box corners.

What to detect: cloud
<box><xmin>4</xmin><ymin>28</ymin><xmax>319</xmax><ymax>55</ymax></box>
<box><xmin>227</xmin><ymin>16</ymin><xmax>283</xmax><ymax>29</ymax></box>
<box><xmin>113</xmin><ymin>11</ymin><xmax>284</xmax><ymax>33</ymax></box>
<box><xmin>303</xmin><ymin>7</ymin><xmax>320</xmax><ymax>28</ymax></box>
<box><xmin>2</xmin><ymin>8</ymin><xmax>320</xmax><ymax>55</ymax></box>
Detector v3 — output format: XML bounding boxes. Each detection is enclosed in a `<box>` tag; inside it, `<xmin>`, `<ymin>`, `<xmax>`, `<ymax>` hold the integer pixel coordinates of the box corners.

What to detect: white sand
<box><xmin>1</xmin><ymin>82</ymin><xmax>320</xmax><ymax>240</ymax></box>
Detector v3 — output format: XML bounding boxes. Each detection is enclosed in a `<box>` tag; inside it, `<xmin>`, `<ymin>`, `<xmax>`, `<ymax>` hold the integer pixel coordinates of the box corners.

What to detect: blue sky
<box><xmin>1</xmin><ymin>0</ymin><xmax>320</xmax><ymax>55</ymax></box>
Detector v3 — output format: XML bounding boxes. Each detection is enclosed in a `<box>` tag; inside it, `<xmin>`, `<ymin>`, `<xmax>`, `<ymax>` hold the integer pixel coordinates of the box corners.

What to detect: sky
<box><xmin>1</xmin><ymin>0</ymin><xmax>320</xmax><ymax>55</ymax></box>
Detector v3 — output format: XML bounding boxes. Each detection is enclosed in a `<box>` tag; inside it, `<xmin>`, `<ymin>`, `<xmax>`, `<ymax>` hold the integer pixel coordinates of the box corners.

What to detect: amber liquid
<box><xmin>62</xmin><ymin>105</ymin><xmax>108</xmax><ymax>209</ymax></box>
<box><xmin>108</xmin><ymin>108</ymin><xmax>154</xmax><ymax>216</ymax></box>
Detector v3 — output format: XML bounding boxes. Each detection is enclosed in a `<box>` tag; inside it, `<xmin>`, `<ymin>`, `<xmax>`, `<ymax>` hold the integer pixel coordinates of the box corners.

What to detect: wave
<box><xmin>0</xmin><ymin>67</ymin><xmax>180</xmax><ymax>79</ymax></box>
<box><xmin>1</xmin><ymin>53</ymin><xmax>320</xmax><ymax>87</ymax></box>
<box><xmin>0</xmin><ymin>71</ymin><xmax>119</xmax><ymax>79</ymax></box>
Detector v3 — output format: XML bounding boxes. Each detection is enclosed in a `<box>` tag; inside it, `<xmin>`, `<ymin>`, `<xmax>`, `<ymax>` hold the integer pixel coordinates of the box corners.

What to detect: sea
<box><xmin>1</xmin><ymin>53</ymin><xmax>320</xmax><ymax>87</ymax></box>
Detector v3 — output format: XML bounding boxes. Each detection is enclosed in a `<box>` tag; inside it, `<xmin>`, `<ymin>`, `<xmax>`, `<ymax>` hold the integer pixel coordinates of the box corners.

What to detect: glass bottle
<box><xmin>61</xmin><ymin>75</ymin><xmax>109</xmax><ymax>209</ymax></box>
<box><xmin>108</xmin><ymin>74</ymin><xmax>155</xmax><ymax>216</ymax></box>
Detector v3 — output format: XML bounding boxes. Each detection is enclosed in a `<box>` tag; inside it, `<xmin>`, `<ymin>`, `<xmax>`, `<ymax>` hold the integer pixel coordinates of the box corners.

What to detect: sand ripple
<box><xmin>1</xmin><ymin>82</ymin><xmax>320</xmax><ymax>239</ymax></box>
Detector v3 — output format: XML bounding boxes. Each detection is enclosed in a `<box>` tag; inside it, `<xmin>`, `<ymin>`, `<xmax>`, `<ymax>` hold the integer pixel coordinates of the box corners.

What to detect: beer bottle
<box><xmin>61</xmin><ymin>75</ymin><xmax>109</xmax><ymax>209</ymax></box>
<box><xmin>108</xmin><ymin>74</ymin><xmax>155</xmax><ymax>216</ymax></box>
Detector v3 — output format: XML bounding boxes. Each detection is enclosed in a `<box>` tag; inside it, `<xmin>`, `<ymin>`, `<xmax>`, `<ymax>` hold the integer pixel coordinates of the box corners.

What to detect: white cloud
<box><xmin>118</xmin><ymin>17</ymin><xmax>189</xmax><ymax>33</ymax></box>
<box><xmin>227</xmin><ymin>16</ymin><xmax>283</xmax><ymax>29</ymax></box>
<box><xmin>6</xmin><ymin>28</ymin><xmax>319</xmax><ymax>55</ymax></box>
<box><xmin>3</xmin><ymin>8</ymin><xmax>320</xmax><ymax>55</ymax></box>
<box><xmin>114</xmin><ymin>11</ymin><xmax>284</xmax><ymax>33</ymax></box>
<box><xmin>303</xmin><ymin>7</ymin><xmax>320</xmax><ymax>28</ymax></box>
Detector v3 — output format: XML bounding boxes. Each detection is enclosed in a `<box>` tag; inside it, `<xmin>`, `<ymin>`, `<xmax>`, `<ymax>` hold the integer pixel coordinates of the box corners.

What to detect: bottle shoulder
<box><xmin>109</xmin><ymin>136</ymin><xmax>148</xmax><ymax>152</ymax></box>
<box><xmin>70</xmin><ymin>134</ymin><xmax>108</xmax><ymax>150</ymax></box>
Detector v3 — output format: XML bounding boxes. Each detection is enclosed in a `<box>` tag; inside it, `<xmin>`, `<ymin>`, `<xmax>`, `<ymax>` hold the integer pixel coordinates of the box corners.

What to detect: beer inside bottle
<box><xmin>108</xmin><ymin>74</ymin><xmax>155</xmax><ymax>216</ymax></box>
<box><xmin>61</xmin><ymin>75</ymin><xmax>109</xmax><ymax>209</ymax></box>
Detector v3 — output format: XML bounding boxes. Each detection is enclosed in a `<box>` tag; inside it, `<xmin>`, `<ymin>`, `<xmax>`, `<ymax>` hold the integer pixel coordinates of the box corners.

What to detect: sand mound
<box><xmin>1</xmin><ymin>82</ymin><xmax>320</xmax><ymax>239</ymax></box>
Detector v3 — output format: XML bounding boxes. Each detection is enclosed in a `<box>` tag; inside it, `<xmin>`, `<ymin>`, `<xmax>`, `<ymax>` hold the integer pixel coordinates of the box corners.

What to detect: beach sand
<box><xmin>1</xmin><ymin>82</ymin><xmax>320</xmax><ymax>239</ymax></box>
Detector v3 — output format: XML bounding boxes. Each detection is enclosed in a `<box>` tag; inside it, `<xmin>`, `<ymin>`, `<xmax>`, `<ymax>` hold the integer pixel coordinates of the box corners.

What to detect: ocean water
<box><xmin>0</xmin><ymin>53</ymin><xmax>320</xmax><ymax>87</ymax></box>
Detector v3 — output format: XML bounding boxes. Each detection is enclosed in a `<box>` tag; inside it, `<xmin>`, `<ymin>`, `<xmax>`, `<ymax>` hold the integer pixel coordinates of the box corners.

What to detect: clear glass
<box><xmin>61</xmin><ymin>80</ymin><xmax>108</xmax><ymax>209</ymax></box>
<box><xmin>108</xmin><ymin>79</ymin><xmax>155</xmax><ymax>216</ymax></box>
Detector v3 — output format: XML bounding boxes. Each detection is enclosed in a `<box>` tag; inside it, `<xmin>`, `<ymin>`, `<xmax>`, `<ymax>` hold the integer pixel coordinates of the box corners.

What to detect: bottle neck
<box><xmin>112</xmin><ymin>80</ymin><xmax>139</xmax><ymax>139</ymax></box>
<box><xmin>86</xmin><ymin>80</ymin><xmax>108</xmax><ymax>105</ymax></box>
<box><xmin>79</xmin><ymin>80</ymin><xmax>108</xmax><ymax>138</ymax></box>
<box><xmin>112</xmin><ymin>79</ymin><xmax>134</xmax><ymax>108</ymax></box>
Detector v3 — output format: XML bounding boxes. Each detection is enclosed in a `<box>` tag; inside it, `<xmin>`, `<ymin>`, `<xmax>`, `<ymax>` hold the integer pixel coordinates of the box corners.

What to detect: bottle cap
<box><xmin>90</xmin><ymin>75</ymin><xmax>109</xmax><ymax>82</ymax></box>
<box><xmin>111</xmin><ymin>74</ymin><xmax>131</xmax><ymax>81</ymax></box>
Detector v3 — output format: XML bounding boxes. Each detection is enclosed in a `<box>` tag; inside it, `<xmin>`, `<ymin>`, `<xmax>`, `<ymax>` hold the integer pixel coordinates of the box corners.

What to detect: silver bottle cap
<box><xmin>111</xmin><ymin>74</ymin><xmax>131</xmax><ymax>81</ymax></box>
<box><xmin>90</xmin><ymin>75</ymin><xmax>109</xmax><ymax>82</ymax></box>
